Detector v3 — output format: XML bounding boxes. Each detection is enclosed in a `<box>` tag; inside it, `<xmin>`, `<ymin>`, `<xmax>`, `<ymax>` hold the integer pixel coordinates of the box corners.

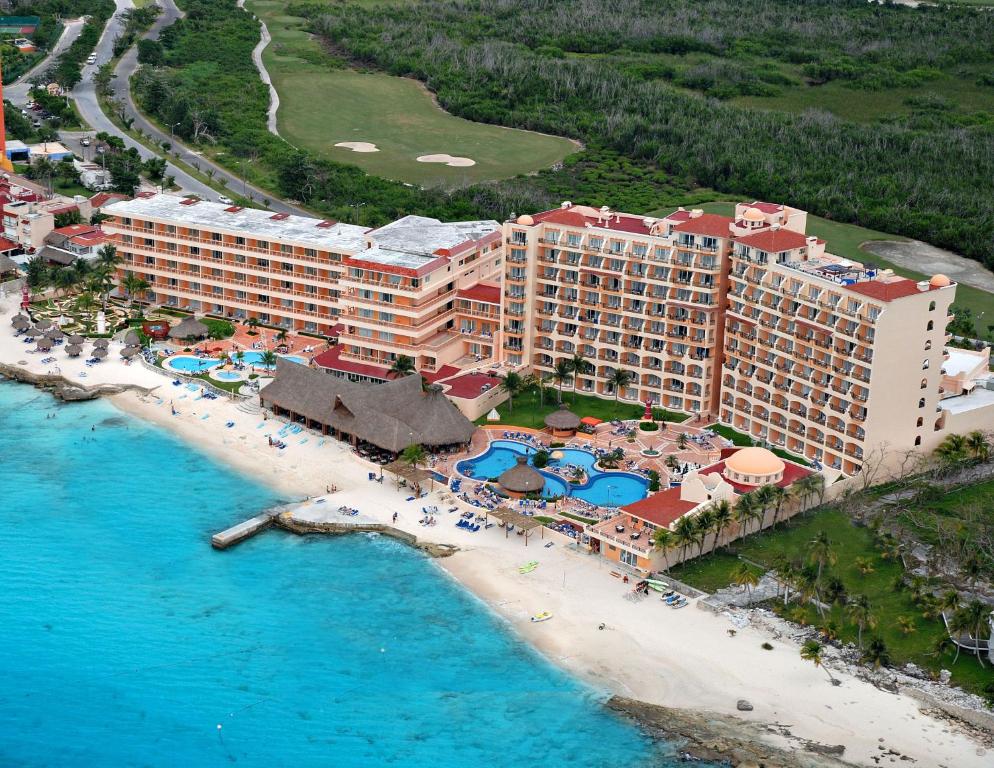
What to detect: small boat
<box><xmin>671</xmin><ymin>598</ymin><xmax>688</xmax><ymax>609</ymax></box>
<box><xmin>519</xmin><ymin>561</ymin><xmax>539</xmax><ymax>574</ymax></box>
<box><xmin>530</xmin><ymin>611</ymin><xmax>553</xmax><ymax>623</ymax></box>
<box><xmin>647</xmin><ymin>579</ymin><xmax>669</xmax><ymax>592</ymax></box>
<box><xmin>660</xmin><ymin>590</ymin><xmax>675</xmax><ymax>600</ymax></box>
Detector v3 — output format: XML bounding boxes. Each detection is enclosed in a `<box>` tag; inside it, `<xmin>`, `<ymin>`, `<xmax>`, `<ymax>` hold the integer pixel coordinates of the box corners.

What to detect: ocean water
<box><xmin>0</xmin><ymin>382</ymin><xmax>685</xmax><ymax>767</ymax></box>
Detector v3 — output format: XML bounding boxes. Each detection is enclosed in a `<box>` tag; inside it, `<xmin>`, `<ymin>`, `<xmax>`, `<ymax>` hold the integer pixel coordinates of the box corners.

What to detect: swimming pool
<box><xmin>456</xmin><ymin>440</ymin><xmax>649</xmax><ymax>507</ymax></box>
<box><xmin>237</xmin><ymin>351</ymin><xmax>307</xmax><ymax>368</ymax></box>
<box><xmin>164</xmin><ymin>355</ymin><xmax>221</xmax><ymax>373</ymax></box>
<box><xmin>214</xmin><ymin>371</ymin><xmax>242</xmax><ymax>381</ymax></box>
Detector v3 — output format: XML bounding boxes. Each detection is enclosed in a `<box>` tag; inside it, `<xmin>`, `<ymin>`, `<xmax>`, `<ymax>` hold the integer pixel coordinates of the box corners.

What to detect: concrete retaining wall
<box><xmin>904</xmin><ymin>687</ymin><xmax>994</xmax><ymax>734</ymax></box>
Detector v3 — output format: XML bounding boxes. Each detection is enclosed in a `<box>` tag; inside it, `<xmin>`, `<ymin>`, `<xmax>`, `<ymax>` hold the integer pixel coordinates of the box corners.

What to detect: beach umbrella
<box><xmin>93</xmin><ymin>338</ymin><xmax>109</xmax><ymax>349</ymax></box>
<box><xmin>121</xmin><ymin>346</ymin><xmax>140</xmax><ymax>358</ymax></box>
<box><xmin>35</xmin><ymin>319</ymin><xmax>53</xmax><ymax>331</ymax></box>
<box><xmin>45</xmin><ymin>327</ymin><xmax>64</xmax><ymax>340</ymax></box>
<box><xmin>68</xmin><ymin>334</ymin><xmax>84</xmax><ymax>345</ymax></box>
<box><xmin>29</xmin><ymin>325</ymin><xmax>48</xmax><ymax>337</ymax></box>
<box><xmin>92</xmin><ymin>348</ymin><xmax>107</xmax><ymax>359</ymax></box>
<box><xmin>65</xmin><ymin>344</ymin><xmax>82</xmax><ymax>357</ymax></box>
<box><xmin>550</xmin><ymin>450</ymin><xmax>565</xmax><ymax>460</ymax></box>
<box><xmin>12</xmin><ymin>317</ymin><xmax>29</xmax><ymax>330</ymax></box>
<box><xmin>123</xmin><ymin>329</ymin><xmax>140</xmax><ymax>347</ymax></box>
<box><xmin>36</xmin><ymin>337</ymin><xmax>53</xmax><ymax>351</ymax></box>
<box><xmin>10</xmin><ymin>313</ymin><xmax>28</xmax><ymax>326</ymax></box>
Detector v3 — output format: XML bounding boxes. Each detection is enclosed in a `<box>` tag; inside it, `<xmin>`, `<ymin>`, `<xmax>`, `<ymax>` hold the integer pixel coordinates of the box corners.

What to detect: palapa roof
<box><xmin>45</xmin><ymin>327</ymin><xmax>64</xmax><ymax>339</ymax></box>
<box><xmin>260</xmin><ymin>359</ymin><xmax>476</xmax><ymax>452</ymax></box>
<box><xmin>497</xmin><ymin>456</ymin><xmax>546</xmax><ymax>493</ymax></box>
<box><xmin>65</xmin><ymin>344</ymin><xmax>82</xmax><ymax>356</ymax></box>
<box><xmin>0</xmin><ymin>255</ymin><xmax>19</xmax><ymax>273</ymax></box>
<box><xmin>121</xmin><ymin>346</ymin><xmax>140</xmax><ymax>358</ymax></box>
<box><xmin>67</xmin><ymin>333</ymin><xmax>84</xmax><ymax>344</ymax></box>
<box><xmin>92</xmin><ymin>348</ymin><xmax>107</xmax><ymax>358</ymax></box>
<box><xmin>168</xmin><ymin>316</ymin><xmax>208</xmax><ymax>339</ymax></box>
<box><xmin>488</xmin><ymin>507</ymin><xmax>544</xmax><ymax>531</ymax></box>
<box><xmin>383</xmin><ymin>459</ymin><xmax>433</xmax><ymax>483</ymax></box>
<box><xmin>35</xmin><ymin>337</ymin><xmax>52</xmax><ymax>350</ymax></box>
<box><xmin>123</xmin><ymin>329</ymin><xmax>140</xmax><ymax>346</ymax></box>
<box><xmin>93</xmin><ymin>338</ymin><xmax>109</xmax><ymax>348</ymax></box>
<box><xmin>544</xmin><ymin>403</ymin><xmax>581</xmax><ymax>430</ymax></box>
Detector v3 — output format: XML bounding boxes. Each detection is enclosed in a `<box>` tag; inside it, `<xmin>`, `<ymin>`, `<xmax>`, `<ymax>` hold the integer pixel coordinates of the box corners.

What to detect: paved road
<box><xmin>5</xmin><ymin>17</ymin><xmax>86</xmax><ymax>103</ymax></box>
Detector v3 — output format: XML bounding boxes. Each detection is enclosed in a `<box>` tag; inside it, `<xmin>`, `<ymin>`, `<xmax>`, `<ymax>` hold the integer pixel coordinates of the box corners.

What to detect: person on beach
<box><xmin>392</xmin><ymin>512</ymin><xmax>398</xmax><ymax>524</ymax></box>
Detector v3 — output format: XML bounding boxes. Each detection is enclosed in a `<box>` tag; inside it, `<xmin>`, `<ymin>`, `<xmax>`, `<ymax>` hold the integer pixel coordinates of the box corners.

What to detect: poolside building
<box><xmin>259</xmin><ymin>359</ymin><xmax>476</xmax><ymax>453</ymax></box>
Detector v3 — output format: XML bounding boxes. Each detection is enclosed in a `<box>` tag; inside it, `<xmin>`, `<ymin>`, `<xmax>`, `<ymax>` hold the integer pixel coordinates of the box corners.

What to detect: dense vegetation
<box><xmin>32</xmin><ymin>0</ymin><xmax>116</xmax><ymax>89</ymax></box>
<box><xmin>0</xmin><ymin>0</ymin><xmax>109</xmax><ymax>83</ymax></box>
<box><xmin>293</xmin><ymin>0</ymin><xmax>994</xmax><ymax>266</ymax></box>
<box><xmin>131</xmin><ymin>0</ymin><xmax>717</xmax><ymax>226</ymax></box>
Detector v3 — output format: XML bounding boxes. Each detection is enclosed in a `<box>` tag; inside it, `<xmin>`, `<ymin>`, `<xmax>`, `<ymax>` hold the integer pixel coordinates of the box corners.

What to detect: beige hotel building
<box><xmin>103</xmin><ymin>193</ymin><xmax>994</xmax><ymax>476</ymax></box>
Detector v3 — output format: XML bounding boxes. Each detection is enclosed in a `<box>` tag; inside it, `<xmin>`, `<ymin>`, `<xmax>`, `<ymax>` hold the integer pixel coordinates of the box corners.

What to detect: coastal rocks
<box><xmin>607</xmin><ymin>696</ymin><xmax>850</xmax><ymax>767</ymax></box>
<box><xmin>273</xmin><ymin>515</ymin><xmax>459</xmax><ymax>558</ymax></box>
<box><xmin>0</xmin><ymin>363</ymin><xmax>141</xmax><ymax>402</ymax></box>
<box><xmin>737</xmin><ymin>699</ymin><xmax>754</xmax><ymax>712</ymax></box>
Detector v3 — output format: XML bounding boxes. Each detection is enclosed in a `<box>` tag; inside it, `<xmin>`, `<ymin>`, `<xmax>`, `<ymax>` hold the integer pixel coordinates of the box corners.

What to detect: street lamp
<box><xmin>169</xmin><ymin>121</ymin><xmax>180</xmax><ymax>141</ymax></box>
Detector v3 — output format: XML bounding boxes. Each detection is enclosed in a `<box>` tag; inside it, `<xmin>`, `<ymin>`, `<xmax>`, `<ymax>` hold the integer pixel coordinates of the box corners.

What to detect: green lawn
<box><xmin>54</xmin><ymin>180</ymin><xmax>91</xmax><ymax>198</ymax></box>
<box><xmin>669</xmin><ymin>507</ymin><xmax>994</xmax><ymax>696</ymax></box>
<box><xmin>679</xmin><ymin>201</ymin><xmax>994</xmax><ymax>322</ymax></box>
<box><xmin>246</xmin><ymin>0</ymin><xmax>578</xmax><ymax>187</ymax></box>
<box><xmin>480</xmin><ymin>386</ymin><xmax>689</xmax><ymax>429</ymax></box>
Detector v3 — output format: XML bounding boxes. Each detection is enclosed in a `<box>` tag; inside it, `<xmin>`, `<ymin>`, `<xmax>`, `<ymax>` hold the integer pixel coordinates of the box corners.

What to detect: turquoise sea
<box><xmin>0</xmin><ymin>382</ymin><xmax>690</xmax><ymax>767</ymax></box>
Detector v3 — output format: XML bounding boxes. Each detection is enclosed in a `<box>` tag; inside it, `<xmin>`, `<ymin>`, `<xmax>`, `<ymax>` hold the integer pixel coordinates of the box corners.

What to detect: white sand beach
<box><xmin>0</xmin><ymin>301</ymin><xmax>987</xmax><ymax>767</ymax></box>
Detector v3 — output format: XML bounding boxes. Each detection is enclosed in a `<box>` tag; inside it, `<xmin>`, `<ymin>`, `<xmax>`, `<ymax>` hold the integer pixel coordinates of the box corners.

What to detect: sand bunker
<box><xmin>334</xmin><ymin>142</ymin><xmax>380</xmax><ymax>153</ymax></box>
<box><xmin>416</xmin><ymin>153</ymin><xmax>476</xmax><ymax>167</ymax></box>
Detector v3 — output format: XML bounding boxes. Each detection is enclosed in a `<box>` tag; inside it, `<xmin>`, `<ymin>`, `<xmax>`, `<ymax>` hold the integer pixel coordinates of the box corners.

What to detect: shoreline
<box><xmin>0</xmin><ymin>324</ymin><xmax>989</xmax><ymax>766</ymax></box>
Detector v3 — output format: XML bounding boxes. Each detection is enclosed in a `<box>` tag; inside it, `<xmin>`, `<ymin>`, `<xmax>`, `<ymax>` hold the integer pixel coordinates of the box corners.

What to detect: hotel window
<box><xmin>566</xmin><ymin>233</ymin><xmax>581</xmax><ymax>247</ymax></box>
<box><xmin>211</xmin><ymin>232</ymin><xmax>222</xmax><ymax>242</ymax></box>
<box><xmin>358</xmin><ymin>328</ymin><xmax>373</xmax><ymax>338</ymax></box>
<box><xmin>213</xmin><ymin>250</ymin><xmax>223</xmax><ymax>259</ymax></box>
<box><xmin>700</xmin><ymin>236</ymin><xmax>717</xmax><ymax>251</ymax></box>
<box><xmin>122</xmin><ymin>217</ymin><xmax>132</xmax><ymax>226</ymax></box>
<box><xmin>305</xmin><ymin>285</ymin><xmax>317</xmax><ymax>294</ymax></box>
<box><xmin>190</xmin><ymin>246</ymin><xmax>200</xmax><ymax>255</ymax></box>
<box><xmin>144</xmin><ymin>238</ymin><xmax>154</xmax><ymax>247</ymax></box>
<box><xmin>926</xmin><ymin>320</ymin><xmax>934</xmax><ymax>331</ymax></box>
<box><xmin>165</xmin><ymin>225</ymin><xmax>176</xmax><ymax>234</ymax></box>
<box><xmin>281</xmin><ymin>244</ymin><xmax>293</xmax><ymax>254</ymax></box>
<box><xmin>257</xmin><ymin>258</ymin><xmax>269</xmax><ymax>268</ymax></box>
<box><xmin>918</xmin><ymin>398</ymin><xmax>926</xmax><ymax>408</ymax></box>
<box><xmin>380</xmin><ymin>332</ymin><xmax>395</xmax><ymax>342</ymax></box>
<box><xmin>358</xmin><ymin>309</ymin><xmax>374</xmax><ymax>319</ymax></box>
<box><xmin>304</xmin><ymin>248</ymin><xmax>317</xmax><ymax>258</ymax></box>
<box><xmin>928</xmin><ymin>301</ymin><xmax>936</xmax><ymax>311</ymax></box>
<box><xmin>511</xmin><ymin>231</ymin><xmax>527</xmax><ymax>245</ymax></box>
<box><xmin>632</xmin><ymin>243</ymin><xmax>647</xmax><ymax>257</ymax></box>
<box><xmin>305</xmin><ymin>266</ymin><xmax>317</xmax><ymax>276</ymax></box>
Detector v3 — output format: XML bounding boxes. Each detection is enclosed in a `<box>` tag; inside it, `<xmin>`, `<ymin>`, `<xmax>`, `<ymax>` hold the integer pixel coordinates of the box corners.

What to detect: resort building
<box><xmin>102</xmin><ymin>196</ymin><xmax>504</xmax><ymax>377</ymax></box>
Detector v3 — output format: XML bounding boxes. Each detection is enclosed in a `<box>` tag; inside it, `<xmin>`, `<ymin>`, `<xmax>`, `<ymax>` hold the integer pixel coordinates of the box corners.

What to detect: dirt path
<box><xmin>862</xmin><ymin>240</ymin><xmax>994</xmax><ymax>294</ymax></box>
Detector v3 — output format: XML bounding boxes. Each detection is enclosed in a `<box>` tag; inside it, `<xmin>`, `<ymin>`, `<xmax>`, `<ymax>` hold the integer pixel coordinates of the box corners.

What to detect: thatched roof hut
<box><xmin>93</xmin><ymin>338</ymin><xmax>109</xmax><ymax>349</ymax></box>
<box><xmin>92</xmin><ymin>347</ymin><xmax>107</xmax><ymax>359</ymax></box>
<box><xmin>168</xmin><ymin>316</ymin><xmax>208</xmax><ymax>340</ymax></box>
<box><xmin>12</xmin><ymin>316</ymin><xmax>29</xmax><ymax>330</ymax></box>
<box><xmin>260</xmin><ymin>360</ymin><xmax>476</xmax><ymax>453</ymax></box>
<box><xmin>66</xmin><ymin>344</ymin><xmax>82</xmax><ymax>357</ymax></box>
<box><xmin>544</xmin><ymin>403</ymin><xmax>581</xmax><ymax>434</ymax></box>
<box><xmin>497</xmin><ymin>456</ymin><xmax>546</xmax><ymax>495</ymax></box>
<box><xmin>11</xmin><ymin>313</ymin><xmax>29</xmax><ymax>327</ymax></box>
<box><xmin>123</xmin><ymin>329</ymin><xmax>140</xmax><ymax>347</ymax></box>
<box><xmin>45</xmin><ymin>327</ymin><xmax>64</xmax><ymax>340</ymax></box>
<box><xmin>68</xmin><ymin>334</ymin><xmax>84</xmax><ymax>345</ymax></box>
<box><xmin>35</xmin><ymin>337</ymin><xmax>53</xmax><ymax>351</ymax></box>
<box><xmin>121</xmin><ymin>346</ymin><xmax>140</xmax><ymax>358</ymax></box>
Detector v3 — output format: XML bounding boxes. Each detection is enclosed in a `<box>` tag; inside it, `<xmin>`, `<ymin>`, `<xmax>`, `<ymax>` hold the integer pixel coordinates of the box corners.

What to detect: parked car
<box><xmin>217</xmin><ymin>195</ymin><xmax>234</xmax><ymax>205</ymax></box>
<box><xmin>79</xmin><ymin>137</ymin><xmax>91</xmax><ymax>147</ymax></box>
<box><xmin>86</xmin><ymin>53</ymin><xmax>97</xmax><ymax>64</ymax></box>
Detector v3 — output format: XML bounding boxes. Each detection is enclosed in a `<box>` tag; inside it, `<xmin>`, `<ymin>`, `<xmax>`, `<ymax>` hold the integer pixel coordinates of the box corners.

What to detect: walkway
<box><xmin>237</xmin><ymin>0</ymin><xmax>280</xmax><ymax>136</ymax></box>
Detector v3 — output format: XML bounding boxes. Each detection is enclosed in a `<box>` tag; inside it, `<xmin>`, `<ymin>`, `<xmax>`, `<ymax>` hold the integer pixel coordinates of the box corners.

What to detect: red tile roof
<box><xmin>703</xmin><ymin>453</ymin><xmax>812</xmax><ymax>493</ymax></box>
<box><xmin>845</xmin><ymin>278</ymin><xmax>927</xmax><ymax>302</ymax></box>
<box><xmin>311</xmin><ymin>345</ymin><xmax>389</xmax><ymax>380</ymax></box>
<box><xmin>746</xmin><ymin>201</ymin><xmax>783</xmax><ymax>214</ymax></box>
<box><xmin>671</xmin><ymin>214</ymin><xmax>733</xmax><ymax>238</ymax></box>
<box><xmin>662</xmin><ymin>209</ymin><xmax>693</xmax><ymax>223</ymax></box>
<box><xmin>441</xmin><ymin>372</ymin><xmax>502</xmax><ymax>399</ymax></box>
<box><xmin>423</xmin><ymin>364</ymin><xmax>461</xmax><ymax>384</ymax></box>
<box><xmin>457</xmin><ymin>283</ymin><xmax>501</xmax><ymax>304</ymax></box>
<box><xmin>88</xmin><ymin>192</ymin><xmax>129</xmax><ymax>209</ymax></box>
<box><xmin>53</xmin><ymin>223</ymin><xmax>100</xmax><ymax>237</ymax></box>
<box><xmin>0</xmin><ymin>235</ymin><xmax>18</xmax><ymax>252</ymax></box>
<box><xmin>621</xmin><ymin>488</ymin><xmax>698</xmax><ymax>529</ymax></box>
<box><xmin>532</xmin><ymin>207</ymin><xmax>654</xmax><ymax>235</ymax></box>
<box><xmin>734</xmin><ymin>228</ymin><xmax>809</xmax><ymax>252</ymax></box>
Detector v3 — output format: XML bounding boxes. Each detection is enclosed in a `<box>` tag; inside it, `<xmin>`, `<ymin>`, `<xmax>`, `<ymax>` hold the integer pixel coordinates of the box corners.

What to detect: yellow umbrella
<box><xmin>550</xmin><ymin>450</ymin><xmax>564</xmax><ymax>460</ymax></box>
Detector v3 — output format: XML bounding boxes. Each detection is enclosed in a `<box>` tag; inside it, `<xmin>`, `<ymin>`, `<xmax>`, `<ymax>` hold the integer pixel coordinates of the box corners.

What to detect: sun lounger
<box><xmin>201</xmin><ymin>414</ymin><xmax>210</xmax><ymax>420</ymax></box>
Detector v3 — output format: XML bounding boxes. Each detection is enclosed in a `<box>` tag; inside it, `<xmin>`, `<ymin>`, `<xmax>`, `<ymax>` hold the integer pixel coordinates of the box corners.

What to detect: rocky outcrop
<box><xmin>608</xmin><ymin>696</ymin><xmax>849</xmax><ymax>767</ymax></box>
<box><xmin>273</xmin><ymin>515</ymin><xmax>458</xmax><ymax>558</ymax></box>
<box><xmin>0</xmin><ymin>363</ymin><xmax>151</xmax><ymax>402</ymax></box>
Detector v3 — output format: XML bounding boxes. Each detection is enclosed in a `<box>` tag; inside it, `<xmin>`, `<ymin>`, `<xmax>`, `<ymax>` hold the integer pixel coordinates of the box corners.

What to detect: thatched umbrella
<box><xmin>35</xmin><ymin>319</ymin><xmax>53</xmax><ymax>331</ymax></box>
<box><xmin>123</xmin><ymin>329</ymin><xmax>140</xmax><ymax>347</ymax></box>
<box><xmin>92</xmin><ymin>347</ymin><xmax>108</xmax><ymax>360</ymax></box>
<box><xmin>93</xmin><ymin>338</ymin><xmax>109</xmax><ymax>349</ymax></box>
<box><xmin>29</xmin><ymin>325</ymin><xmax>48</xmax><ymax>337</ymax></box>
<box><xmin>68</xmin><ymin>334</ymin><xmax>84</xmax><ymax>345</ymax></box>
<box><xmin>11</xmin><ymin>313</ymin><xmax>29</xmax><ymax>327</ymax></box>
<box><xmin>66</xmin><ymin>344</ymin><xmax>82</xmax><ymax>357</ymax></box>
<box><xmin>168</xmin><ymin>316</ymin><xmax>208</xmax><ymax>340</ymax></box>
<box><xmin>36</xmin><ymin>337</ymin><xmax>53</xmax><ymax>352</ymax></box>
<box><xmin>45</xmin><ymin>327</ymin><xmax>64</xmax><ymax>340</ymax></box>
<box><xmin>121</xmin><ymin>346</ymin><xmax>140</xmax><ymax>358</ymax></box>
<box><xmin>497</xmin><ymin>456</ymin><xmax>546</xmax><ymax>495</ymax></box>
<box><xmin>12</xmin><ymin>316</ymin><xmax>30</xmax><ymax>331</ymax></box>
<box><xmin>544</xmin><ymin>403</ymin><xmax>581</xmax><ymax>434</ymax></box>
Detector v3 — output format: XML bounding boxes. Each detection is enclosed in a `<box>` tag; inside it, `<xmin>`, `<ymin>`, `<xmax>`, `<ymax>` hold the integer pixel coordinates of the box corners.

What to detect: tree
<box><xmin>652</xmin><ymin>527</ymin><xmax>673</xmax><ymax>570</ymax></box>
<box><xmin>499</xmin><ymin>370</ymin><xmax>525</xmax><ymax>413</ymax></box>
<box><xmin>710</xmin><ymin>499</ymin><xmax>732</xmax><ymax>553</ymax></box>
<box><xmin>773</xmin><ymin>555</ymin><xmax>799</xmax><ymax>606</ymax></box>
<box><xmin>569</xmin><ymin>352</ymin><xmax>590</xmax><ymax>401</ymax></box>
<box><xmin>53</xmin><ymin>267</ymin><xmax>76</xmax><ymax>297</ymax></box>
<box><xmin>734</xmin><ymin>492</ymin><xmax>759</xmax><ymax>537</ymax></box>
<box><xmin>754</xmin><ymin>483</ymin><xmax>777</xmax><ymax>530</ymax></box>
<box><xmin>259</xmin><ymin>350</ymin><xmax>278</xmax><ymax>368</ymax></box>
<box><xmin>847</xmin><ymin>594</ymin><xmax>876</xmax><ymax>649</ymax></box>
<box><xmin>672</xmin><ymin>515</ymin><xmax>698</xmax><ymax>563</ymax></box>
<box><xmin>401</xmin><ymin>443</ymin><xmax>426</xmax><ymax>470</ymax></box>
<box><xmin>951</xmin><ymin>600</ymin><xmax>990</xmax><ymax>667</ymax></box>
<box><xmin>966</xmin><ymin>430</ymin><xmax>990</xmax><ymax>461</ymax></box>
<box><xmin>807</xmin><ymin>530</ymin><xmax>836</xmax><ymax>586</ymax></box>
<box><xmin>608</xmin><ymin>368</ymin><xmax>634</xmax><ymax>411</ymax></box>
<box><xmin>664</xmin><ymin>454</ymin><xmax>681</xmax><ymax>473</ymax></box>
<box><xmin>854</xmin><ymin>556</ymin><xmax>876</xmax><ymax>577</ymax></box>
<box><xmin>121</xmin><ymin>271</ymin><xmax>150</xmax><ymax>309</ymax></box>
<box><xmin>800</xmin><ymin>639</ymin><xmax>838</xmax><ymax>685</ymax></box>
<box><xmin>936</xmin><ymin>433</ymin><xmax>967</xmax><ymax>463</ymax></box>
<box><xmin>694</xmin><ymin>506</ymin><xmax>715</xmax><ymax>557</ymax></box>
<box><xmin>95</xmin><ymin>244</ymin><xmax>120</xmax><ymax>274</ymax></box>
<box><xmin>732</xmin><ymin>562</ymin><xmax>760</xmax><ymax>597</ymax></box>
<box><xmin>768</xmin><ymin>484</ymin><xmax>787</xmax><ymax>528</ymax></box>
<box><xmin>389</xmin><ymin>354</ymin><xmax>416</xmax><ymax>377</ymax></box>
<box><xmin>552</xmin><ymin>359</ymin><xmax>572</xmax><ymax>403</ymax></box>
<box><xmin>862</xmin><ymin>637</ymin><xmax>891</xmax><ymax>668</ymax></box>
<box><xmin>896</xmin><ymin>616</ymin><xmax>917</xmax><ymax>635</ymax></box>
<box><xmin>246</xmin><ymin>317</ymin><xmax>261</xmax><ymax>334</ymax></box>
<box><xmin>676</xmin><ymin>432</ymin><xmax>689</xmax><ymax>450</ymax></box>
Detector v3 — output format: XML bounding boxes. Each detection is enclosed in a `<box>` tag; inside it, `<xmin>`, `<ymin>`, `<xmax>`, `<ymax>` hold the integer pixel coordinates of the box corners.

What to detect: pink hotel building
<box><xmin>103</xmin><ymin>194</ymin><xmax>994</xmax><ymax>475</ymax></box>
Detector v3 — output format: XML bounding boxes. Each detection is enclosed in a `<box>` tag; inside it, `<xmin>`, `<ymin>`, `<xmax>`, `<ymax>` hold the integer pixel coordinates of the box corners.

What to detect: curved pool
<box><xmin>237</xmin><ymin>351</ymin><xmax>307</xmax><ymax>368</ymax></box>
<box><xmin>164</xmin><ymin>355</ymin><xmax>221</xmax><ymax>374</ymax></box>
<box><xmin>456</xmin><ymin>440</ymin><xmax>648</xmax><ymax>507</ymax></box>
<box><xmin>213</xmin><ymin>370</ymin><xmax>243</xmax><ymax>381</ymax></box>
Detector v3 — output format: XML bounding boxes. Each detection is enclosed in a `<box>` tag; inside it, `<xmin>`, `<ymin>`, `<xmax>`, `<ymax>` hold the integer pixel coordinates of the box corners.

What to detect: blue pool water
<box><xmin>457</xmin><ymin>440</ymin><xmax>649</xmax><ymax>507</ymax></box>
<box><xmin>167</xmin><ymin>355</ymin><xmax>221</xmax><ymax>373</ymax></box>
<box><xmin>239</xmin><ymin>351</ymin><xmax>307</xmax><ymax>367</ymax></box>
<box><xmin>214</xmin><ymin>370</ymin><xmax>242</xmax><ymax>381</ymax></box>
<box><xmin>0</xmin><ymin>382</ymin><xmax>680</xmax><ymax>767</ymax></box>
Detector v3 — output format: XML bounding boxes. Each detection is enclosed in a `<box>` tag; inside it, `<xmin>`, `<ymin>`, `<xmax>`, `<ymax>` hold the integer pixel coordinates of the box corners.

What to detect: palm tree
<box><xmin>732</xmin><ymin>562</ymin><xmax>760</xmax><ymax>598</ymax></box>
<box><xmin>854</xmin><ymin>556</ymin><xmax>876</xmax><ymax>577</ymax></box>
<box><xmin>676</xmin><ymin>432</ymin><xmax>689</xmax><ymax>450</ymax></box>
<box><xmin>234</xmin><ymin>349</ymin><xmax>245</xmax><ymax>367</ymax></box>
<box><xmin>790</xmin><ymin>473</ymin><xmax>821</xmax><ymax>513</ymax></box>
<box><xmin>401</xmin><ymin>442</ymin><xmax>427</xmax><ymax>470</ymax></box>
<box><xmin>800</xmin><ymin>639</ymin><xmax>838</xmax><ymax>685</ymax></box>
<box><xmin>936</xmin><ymin>433</ymin><xmax>967</xmax><ymax>463</ymax></box>
<box><xmin>773</xmin><ymin>555</ymin><xmax>798</xmax><ymax>606</ymax></box>
<box><xmin>672</xmin><ymin>515</ymin><xmax>698</xmax><ymax>563</ymax></box>
<box><xmin>952</xmin><ymin>600</ymin><xmax>990</xmax><ymax>667</ymax></box>
<box><xmin>710</xmin><ymin>499</ymin><xmax>733</xmax><ymax>553</ymax></box>
<box><xmin>652</xmin><ymin>527</ymin><xmax>673</xmax><ymax>571</ymax></box>
<box><xmin>121</xmin><ymin>271</ymin><xmax>150</xmax><ymax>309</ymax></box>
<box><xmin>938</xmin><ymin>589</ymin><xmax>961</xmax><ymax>617</ymax></box>
<box><xmin>754</xmin><ymin>484</ymin><xmax>777</xmax><ymax>530</ymax></box>
<box><xmin>552</xmin><ymin>359</ymin><xmax>573</xmax><ymax>403</ymax></box>
<box><xmin>734</xmin><ymin>492</ymin><xmax>758</xmax><ymax>537</ymax></box>
<box><xmin>847</xmin><ymin>594</ymin><xmax>875</xmax><ymax>648</ymax></box>
<box><xmin>246</xmin><ymin>317</ymin><xmax>261</xmax><ymax>334</ymax></box>
<box><xmin>807</xmin><ymin>530</ymin><xmax>836</xmax><ymax>586</ymax></box>
<box><xmin>259</xmin><ymin>350</ymin><xmax>278</xmax><ymax>368</ymax></box>
<box><xmin>569</xmin><ymin>353</ymin><xmax>590</xmax><ymax>401</ymax></box>
<box><xmin>608</xmin><ymin>368</ymin><xmax>634</xmax><ymax>412</ymax></box>
<box><xmin>275</xmin><ymin>329</ymin><xmax>288</xmax><ymax>346</ymax></box>
<box><xmin>94</xmin><ymin>243</ymin><xmax>120</xmax><ymax>274</ymax></box>
<box><xmin>499</xmin><ymin>371</ymin><xmax>525</xmax><ymax>413</ymax></box>
<box><xmin>389</xmin><ymin>354</ymin><xmax>416</xmax><ymax>378</ymax></box>
<box><xmin>533</xmin><ymin>372</ymin><xmax>553</xmax><ymax>408</ymax></box>
<box><xmin>664</xmin><ymin>454</ymin><xmax>681</xmax><ymax>474</ymax></box>
<box><xmin>896</xmin><ymin>616</ymin><xmax>917</xmax><ymax>635</ymax></box>
<box><xmin>694</xmin><ymin>506</ymin><xmax>715</xmax><ymax>557</ymax></box>
<box><xmin>965</xmin><ymin>430</ymin><xmax>990</xmax><ymax>461</ymax></box>
<box><xmin>53</xmin><ymin>267</ymin><xmax>76</xmax><ymax>297</ymax></box>
<box><xmin>768</xmin><ymin>485</ymin><xmax>788</xmax><ymax>528</ymax></box>
<box><xmin>862</xmin><ymin>637</ymin><xmax>890</xmax><ymax>668</ymax></box>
